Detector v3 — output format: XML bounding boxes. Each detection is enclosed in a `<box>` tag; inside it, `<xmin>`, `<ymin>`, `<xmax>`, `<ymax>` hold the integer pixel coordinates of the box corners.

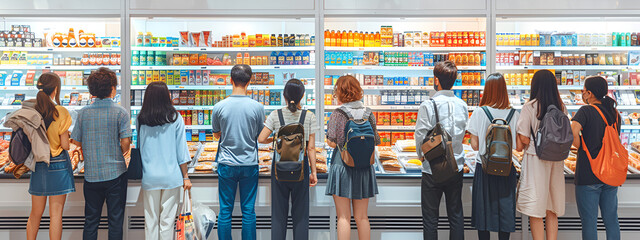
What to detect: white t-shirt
<box><xmin>467</xmin><ymin>106</ymin><xmax>520</xmax><ymax>156</ymax></box>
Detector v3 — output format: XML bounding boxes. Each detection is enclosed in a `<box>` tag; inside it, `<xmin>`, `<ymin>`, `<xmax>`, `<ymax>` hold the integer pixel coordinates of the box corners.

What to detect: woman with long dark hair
<box><xmin>137</xmin><ymin>81</ymin><xmax>191</xmax><ymax>240</ymax></box>
<box><xmin>258</xmin><ymin>79</ymin><xmax>319</xmax><ymax>240</ymax></box>
<box><xmin>570</xmin><ymin>76</ymin><xmax>621</xmax><ymax>240</ymax></box>
<box><xmin>515</xmin><ymin>70</ymin><xmax>567</xmax><ymax>240</ymax></box>
<box><xmin>26</xmin><ymin>72</ymin><xmax>75</xmax><ymax>240</ymax></box>
<box><xmin>468</xmin><ymin>73</ymin><xmax>519</xmax><ymax>240</ymax></box>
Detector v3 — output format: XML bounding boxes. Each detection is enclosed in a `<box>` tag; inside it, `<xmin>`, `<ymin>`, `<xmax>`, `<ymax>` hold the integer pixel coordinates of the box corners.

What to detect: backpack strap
<box><xmin>481</xmin><ymin>106</ymin><xmax>494</xmax><ymax>122</ymax></box>
<box><xmin>277</xmin><ymin>109</ymin><xmax>286</xmax><ymax>127</ymax></box>
<box><xmin>430</xmin><ymin>99</ymin><xmax>440</xmax><ymax>123</ymax></box>
<box><xmin>590</xmin><ymin>105</ymin><xmax>609</xmax><ymax>126</ymax></box>
<box><xmin>506</xmin><ymin>108</ymin><xmax>516</xmax><ymax>124</ymax></box>
<box><xmin>299</xmin><ymin>110</ymin><xmax>307</xmax><ymax>125</ymax></box>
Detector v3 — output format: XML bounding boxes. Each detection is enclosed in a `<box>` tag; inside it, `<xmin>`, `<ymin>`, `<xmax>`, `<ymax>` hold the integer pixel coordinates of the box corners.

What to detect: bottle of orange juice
<box><xmin>324</xmin><ymin>30</ymin><xmax>331</xmax><ymax>47</ymax></box>
<box><xmin>375</xmin><ymin>32</ymin><xmax>381</xmax><ymax>47</ymax></box>
<box><xmin>330</xmin><ymin>30</ymin><xmax>337</xmax><ymax>47</ymax></box>
<box><xmin>341</xmin><ymin>30</ymin><xmax>348</xmax><ymax>47</ymax></box>
<box><xmin>353</xmin><ymin>31</ymin><xmax>360</xmax><ymax>47</ymax></box>
<box><xmin>68</xmin><ymin>28</ymin><xmax>77</xmax><ymax>48</ymax></box>
<box><xmin>348</xmin><ymin>31</ymin><xmax>354</xmax><ymax>47</ymax></box>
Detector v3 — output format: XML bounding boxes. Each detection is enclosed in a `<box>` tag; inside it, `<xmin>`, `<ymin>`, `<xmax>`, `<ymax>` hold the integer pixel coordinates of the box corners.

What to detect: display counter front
<box><xmin>1</xmin><ymin>173</ymin><xmax>640</xmax><ymax>240</ymax></box>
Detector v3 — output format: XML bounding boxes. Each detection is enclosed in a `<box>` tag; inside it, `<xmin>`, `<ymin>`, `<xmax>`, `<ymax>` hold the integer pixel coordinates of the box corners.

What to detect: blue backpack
<box><xmin>337</xmin><ymin>106</ymin><xmax>376</xmax><ymax>169</ymax></box>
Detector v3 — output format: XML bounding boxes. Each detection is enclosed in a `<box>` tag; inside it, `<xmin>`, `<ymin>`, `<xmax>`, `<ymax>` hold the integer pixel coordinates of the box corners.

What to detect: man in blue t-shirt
<box><xmin>212</xmin><ymin>64</ymin><xmax>265</xmax><ymax>240</ymax></box>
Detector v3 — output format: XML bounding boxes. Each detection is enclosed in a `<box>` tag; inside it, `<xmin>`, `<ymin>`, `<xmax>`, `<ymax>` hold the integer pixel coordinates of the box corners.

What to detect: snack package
<box><xmin>202</xmin><ymin>31</ymin><xmax>212</xmax><ymax>47</ymax></box>
<box><xmin>191</xmin><ymin>32</ymin><xmax>202</xmax><ymax>48</ymax></box>
<box><xmin>180</xmin><ymin>31</ymin><xmax>190</xmax><ymax>47</ymax></box>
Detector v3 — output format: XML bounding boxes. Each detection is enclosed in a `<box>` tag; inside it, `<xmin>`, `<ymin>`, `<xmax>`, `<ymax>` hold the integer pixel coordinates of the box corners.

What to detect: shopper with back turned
<box><xmin>258</xmin><ymin>78</ymin><xmax>319</xmax><ymax>240</ymax></box>
<box><xmin>137</xmin><ymin>81</ymin><xmax>192</xmax><ymax>240</ymax></box>
<box><xmin>515</xmin><ymin>70</ymin><xmax>567</xmax><ymax>240</ymax></box>
<box><xmin>325</xmin><ymin>75</ymin><xmax>380</xmax><ymax>240</ymax></box>
<box><xmin>20</xmin><ymin>72</ymin><xmax>75</xmax><ymax>240</ymax></box>
<box><xmin>71</xmin><ymin>67</ymin><xmax>132</xmax><ymax>240</ymax></box>
<box><xmin>468</xmin><ymin>73</ymin><xmax>519</xmax><ymax>240</ymax></box>
<box><xmin>570</xmin><ymin>76</ymin><xmax>622</xmax><ymax>240</ymax></box>
<box><xmin>212</xmin><ymin>64</ymin><xmax>265</xmax><ymax>240</ymax></box>
<box><xmin>415</xmin><ymin>60</ymin><xmax>468</xmax><ymax>240</ymax></box>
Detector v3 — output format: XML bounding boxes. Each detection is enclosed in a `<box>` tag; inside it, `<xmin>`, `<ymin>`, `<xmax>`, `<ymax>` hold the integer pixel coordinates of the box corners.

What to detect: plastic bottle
<box><xmin>270</xmin><ymin>52</ymin><xmax>277</xmax><ymax>65</ymax></box>
<box><xmin>347</xmin><ymin>31</ymin><xmax>354</xmax><ymax>47</ymax></box>
<box><xmin>324</xmin><ymin>30</ymin><xmax>331</xmax><ymax>46</ymax></box>
<box><xmin>375</xmin><ymin>32</ymin><xmax>381</xmax><ymax>47</ymax></box>
<box><xmin>136</xmin><ymin>32</ymin><xmax>144</xmax><ymax>46</ymax></box>
<box><xmin>294</xmin><ymin>51</ymin><xmax>302</xmax><ymax>65</ymax></box>
<box><xmin>277</xmin><ymin>51</ymin><xmax>285</xmax><ymax>65</ymax></box>
<box><xmin>341</xmin><ymin>30</ymin><xmax>348</xmax><ymax>47</ymax></box>
<box><xmin>67</xmin><ymin>28</ymin><xmax>77</xmax><ymax>48</ymax></box>
<box><xmin>330</xmin><ymin>30</ymin><xmax>337</xmax><ymax>47</ymax></box>
<box><xmin>302</xmin><ymin>51</ymin><xmax>310</xmax><ymax>65</ymax></box>
<box><xmin>285</xmin><ymin>52</ymin><xmax>294</xmax><ymax>65</ymax></box>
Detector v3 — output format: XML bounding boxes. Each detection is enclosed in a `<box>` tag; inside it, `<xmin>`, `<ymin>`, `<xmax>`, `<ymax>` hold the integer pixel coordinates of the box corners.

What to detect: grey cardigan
<box><xmin>3</xmin><ymin>99</ymin><xmax>50</xmax><ymax>170</ymax></box>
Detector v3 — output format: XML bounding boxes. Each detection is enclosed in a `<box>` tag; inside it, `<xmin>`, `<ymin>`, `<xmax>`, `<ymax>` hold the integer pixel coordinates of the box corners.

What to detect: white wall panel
<box><xmin>324</xmin><ymin>0</ymin><xmax>486</xmax><ymax>10</ymax></box>
<box><xmin>0</xmin><ymin>0</ymin><xmax>120</xmax><ymax>10</ymax></box>
<box><xmin>496</xmin><ymin>0</ymin><xmax>640</xmax><ymax>10</ymax></box>
<box><xmin>130</xmin><ymin>0</ymin><xmax>314</xmax><ymax>10</ymax></box>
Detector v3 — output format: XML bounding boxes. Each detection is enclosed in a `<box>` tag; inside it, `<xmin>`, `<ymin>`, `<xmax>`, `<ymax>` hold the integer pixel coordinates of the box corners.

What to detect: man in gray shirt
<box><xmin>212</xmin><ymin>64</ymin><xmax>265</xmax><ymax>240</ymax></box>
<box><xmin>415</xmin><ymin>60</ymin><xmax>468</xmax><ymax>240</ymax></box>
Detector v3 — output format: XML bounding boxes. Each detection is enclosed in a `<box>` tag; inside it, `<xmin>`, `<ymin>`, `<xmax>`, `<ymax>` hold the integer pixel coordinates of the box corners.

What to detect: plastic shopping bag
<box><xmin>176</xmin><ymin>190</ymin><xmax>198</xmax><ymax>240</ymax></box>
<box><xmin>192</xmin><ymin>202</ymin><xmax>216</xmax><ymax>240</ymax></box>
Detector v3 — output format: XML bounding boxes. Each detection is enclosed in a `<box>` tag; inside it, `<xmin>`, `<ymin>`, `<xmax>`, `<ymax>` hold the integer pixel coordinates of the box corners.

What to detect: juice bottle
<box><xmin>277</xmin><ymin>34</ymin><xmax>284</xmax><ymax>47</ymax></box>
<box><xmin>375</xmin><ymin>32</ymin><xmax>381</xmax><ymax>47</ymax></box>
<box><xmin>277</xmin><ymin>51</ymin><xmax>285</xmax><ymax>65</ymax></box>
<box><xmin>462</xmin><ymin>32</ymin><xmax>469</xmax><ymax>46</ymax></box>
<box><xmin>354</xmin><ymin>31</ymin><xmax>360</xmax><ymax>47</ymax></box>
<box><xmin>270</xmin><ymin>34</ymin><xmax>277</xmax><ymax>47</ymax></box>
<box><xmin>340</xmin><ymin>30</ymin><xmax>347</xmax><ymax>47</ymax></box>
<box><xmin>325</xmin><ymin>30</ymin><xmax>331</xmax><ymax>46</ymax></box>
<box><xmin>302</xmin><ymin>51</ymin><xmax>310</xmax><ymax>65</ymax></box>
<box><xmin>359</xmin><ymin>31</ymin><xmax>365</xmax><ymax>47</ymax></box>
<box><xmin>329</xmin><ymin>31</ymin><xmax>337</xmax><ymax>47</ymax></box>
<box><xmin>348</xmin><ymin>31</ymin><xmax>354</xmax><ymax>47</ymax></box>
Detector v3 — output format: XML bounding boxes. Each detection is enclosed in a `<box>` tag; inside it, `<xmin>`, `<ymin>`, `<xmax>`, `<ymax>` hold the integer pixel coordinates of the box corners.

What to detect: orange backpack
<box><xmin>580</xmin><ymin>105</ymin><xmax>628</xmax><ymax>187</ymax></box>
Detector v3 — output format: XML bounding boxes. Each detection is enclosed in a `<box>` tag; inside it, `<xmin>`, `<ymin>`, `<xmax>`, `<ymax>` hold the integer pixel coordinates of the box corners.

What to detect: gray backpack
<box><xmin>531</xmin><ymin>105</ymin><xmax>573</xmax><ymax>161</ymax></box>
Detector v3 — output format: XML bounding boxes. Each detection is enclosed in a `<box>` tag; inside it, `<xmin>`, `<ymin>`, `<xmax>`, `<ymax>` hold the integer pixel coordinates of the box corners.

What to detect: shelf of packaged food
<box><xmin>324</xmin><ymin>47</ymin><xmax>487</xmax><ymax>52</ymax></box>
<box><xmin>131</xmin><ymin>46</ymin><xmax>315</xmax><ymax>52</ymax></box>
<box><xmin>325</xmin><ymin>65</ymin><xmax>486</xmax><ymax>71</ymax></box>
<box><xmin>130</xmin><ymin>105</ymin><xmax>314</xmax><ymax>111</ymax></box>
<box><xmin>496</xmin><ymin>46</ymin><xmax>640</xmax><ymax>52</ymax></box>
<box><xmin>325</xmin><ymin>105</ymin><xmax>420</xmax><ymax>111</ymax></box>
<box><xmin>0</xmin><ymin>65</ymin><xmax>121</xmax><ymax>70</ymax></box>
<box><xmin>323</xmin><ymin>85</ymin><xmax>484</xmax><ymax>90</ymax></box>
<box><xmin>496</xmin><ymin>65</ymin><xmax>636</xmax><ymax>70</ymax></box>
<box><xmin>130</xmin><ymin>85</ymin><xmax>315</xmax><ymax>90</ymax></box>
<box><xmin>511</xmin><ymin>105</ymin><xmax>640</xmax><ymax>110</ymax></box>
<box><xmin>0</xmin><ymin>85</ymin><xmax>92</xmax><ymax>91</ymax></box>
<box><xmin>505</xmin><ymin>85</ymin><xmax>640</xmax><ymax>91</ymax></box>
<box><xmin>0</xmin><ymin>47</ymin><xmax>121</xmax><ymax>52</ymax></box>
<box><xmin>130</xmin><ymin>65</ymin><xmax>314</xmax><ymax>71</ymax></box>
<box><xmin>0</xmin><ymin>105</ymin><xmax>86</xmax><ymax>111</ymax></box>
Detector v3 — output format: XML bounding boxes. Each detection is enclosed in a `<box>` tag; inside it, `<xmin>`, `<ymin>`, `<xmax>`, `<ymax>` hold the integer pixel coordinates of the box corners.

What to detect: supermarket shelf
<box><xmin>131</xmin><ymin>46</ymin><xmax>314</xmax><ymax>52</ymax></box>
<box><xmin>325</xmin><ymin>105</ymin><xmax>420</xmax><ymax>111</ymax></box>
<box><xmin>325</xmin><ymin>65</ymin><xmax>486</xmax><ymax>71</ymax></box>
<box><xmin>131</xmin><ymin>84</ymin><xmax>315</xmax><ymax>91</ymax></box>
<box><xmin>130</xmin><ymin>65</ymin><xmax>314</xmax><ymax>71</ymax></box>
<box><xmin>0</xmin><ymin>105</ymin><xmax>85</xmax><ymax>110</ymax></box>
<box><xmin>496</xmin><ymin>65</ymin><xmax>635</xmax><ymax>70</ymax></box>
<box><xmin>0</xmin><ymin>65</ymin><xmax>121</xmax><ymax>70</ymax></box>
<box><xmin>131</xmin><ymin>105</ymin><xmax>314</xmax><ymax>111</ymax></box>
<box><xmin>496</xmin><ymin>46</ymin><xmax>640</xmax><ymax>52</ymax></box>
<box><xmin>622</xmin><ymin>125</ymin><xmax>640</xmax><ymax>130</ymax></box>
<box><xmin>325</xmin><ymin>47</ymin><xmax>486</xmax><ymax>52</ymax></box>
<box><xmin>0</xmin><ymin>47</ymin><xmax>121</xmax><ymax>52</ymax></box>
<box><xmin>377</xmin><ymin>125</ymin><xmax>416</xmax><ymax>131</ymax></box>
<box><xmin>506</xmin><ymin>85</ymin><xmax>640</xmax><ymax>91</ymax></box>
<box><xmin>0</xmin><ymin>85</ymin><xmax>90</xmax><ymax>91</ymax></box>
<box><xmin>512</xmin><ymin>105</ymin><xmax>640</xmax><ymax>110</ymax></box>
<box><xmin>324</xmin><ymin>85</ymin><xmax>483</xmax><ymax>90</ymax></box>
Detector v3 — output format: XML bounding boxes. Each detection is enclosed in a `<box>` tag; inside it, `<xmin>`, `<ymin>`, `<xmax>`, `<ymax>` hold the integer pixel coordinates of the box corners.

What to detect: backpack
<box><xmin>337</xmin><ymin>106</ymin><xmax>375</xmax><ymax>169</ymax></box>
<box><xmin>273</xmin><ymin>109</ymin><xmax>306</xmax><ymax>182</ymax></box>
<box><xmin>580</xmin><ymin>105</ymin><xmax>628</xmax><ymax>186</ymax></box>
<box><xmin>420</xmin><ymin>99</ymin><xmax>459</xmax><ymax>183</ymax></box>
<box><xmin>8</xmin><ymin>128</ymin><xmax>32</xmax><ymax>166</ymax></box>
<box><xmin>480</xmin><ymin>107</ymin><xmax>516</xmax><ymax>176</ymax></box>
<box><xmin>531</xmin><ymin>105</ymin><xmax>573</xmax><ymax>161</ymax></box>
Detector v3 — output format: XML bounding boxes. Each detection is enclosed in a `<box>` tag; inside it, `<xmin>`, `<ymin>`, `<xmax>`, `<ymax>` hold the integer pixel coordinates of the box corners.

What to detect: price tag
<box><xmin>240</xmin><ymin>48</ymin><xmax>249</xmax><ymax>51</ymax></box>
<box><xmin>358</xmin><ymin>47</ymin><xmax>365</xmax><ymax>51</ymax></box>
<box><xmin>201</xmin><ymin>66</ymin><xmax>207</xmax><ymax>69</ymax></box>
<box><xmin>47</xmin><ymin>48</ymin><xmax>54</xmax><ymax>51</ymax></box>
<box><xmin>200</xmin><ymin>48</ymin><xmax>207</xmax><ymax>51</ymax></box>
<box><xmin>274</xmin><ymin>66</ymin><xmax>280</xmax><ymax>69</ymax></box>
<box><xmin>173</xmin><ymin>48</ymin><xmax>180</xmax><ymax>51</ymax></box>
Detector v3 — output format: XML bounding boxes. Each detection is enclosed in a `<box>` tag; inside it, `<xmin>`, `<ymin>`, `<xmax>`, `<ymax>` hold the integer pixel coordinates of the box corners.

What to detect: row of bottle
<box><xmin>324</xmin><ymin>28</ymin><xmax>487</xmax><ymax>48</ymax></box>
<box><xmin>325</xmin><ymin>51</ymin><xmax>486</xmax><ymax>66</ymax></box>
<box><xmin>497</xmin><ymin>32</ymin><xmax>640</xmax><ymax>47</ymax></box>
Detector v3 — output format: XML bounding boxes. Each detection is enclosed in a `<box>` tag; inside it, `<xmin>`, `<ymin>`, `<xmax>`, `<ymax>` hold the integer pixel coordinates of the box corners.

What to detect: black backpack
<box><xmin>273</xmin><ymin>109</ymin><xmax>306</xmax><ymax>182</ymax></box>
<box><xmin>9</xmin><ymin>128</ymin><xmax>31</xmax><ymax>166</ymax></box>
<box><xmin>531</xmin><ymin>105</ymin><xmax>573</xmax><ymax>161</ymax></box>
<box><xmin>481</xmin><ymin>107</ymin><xmax>515</xmax><ymax>176</ymax></box>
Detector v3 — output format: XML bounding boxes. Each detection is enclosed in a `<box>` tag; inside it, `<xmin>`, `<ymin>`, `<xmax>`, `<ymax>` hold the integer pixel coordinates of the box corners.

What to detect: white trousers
<box><xmin>143</xmin><ymin>187</ymin><xmax>181</xmax><ymax>240</ymax></box>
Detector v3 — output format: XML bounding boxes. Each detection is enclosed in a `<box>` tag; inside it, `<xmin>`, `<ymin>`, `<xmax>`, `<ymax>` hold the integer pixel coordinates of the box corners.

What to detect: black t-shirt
<box><xmin>572</xmin><ymin>104</ymin><xmax>621</xmax><ymax>185</ymax></box>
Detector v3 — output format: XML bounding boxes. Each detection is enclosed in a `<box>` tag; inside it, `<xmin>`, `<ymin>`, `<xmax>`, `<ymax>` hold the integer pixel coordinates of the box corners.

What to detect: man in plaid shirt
<box><xmin>71</xmin><ymin>67</ymin><xmax>132</xmax><ymax>240</ymax></box>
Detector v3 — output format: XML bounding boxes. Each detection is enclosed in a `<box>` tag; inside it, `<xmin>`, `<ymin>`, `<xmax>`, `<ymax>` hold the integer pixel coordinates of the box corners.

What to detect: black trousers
<box><xmin>421</xmin><ymin>171</ymin><xmax>464</xmax><ymax>240</ymax></box>
<box><xmin>83</xmin><ymin>173</ymin><xmax>128</xmax><ymax>240</ymax></box>
<box><xmin>271</xmin><ymin>160</ymin><xmax>310</xmax><ymax>240</ymax></box>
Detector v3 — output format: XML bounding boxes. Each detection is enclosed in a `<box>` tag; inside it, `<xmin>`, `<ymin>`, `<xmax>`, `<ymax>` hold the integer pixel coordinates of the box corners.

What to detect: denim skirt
<box><xmin>29</xmin><ymin>150</ymin><xmax>76</xmax><ymax>196</ymax></box>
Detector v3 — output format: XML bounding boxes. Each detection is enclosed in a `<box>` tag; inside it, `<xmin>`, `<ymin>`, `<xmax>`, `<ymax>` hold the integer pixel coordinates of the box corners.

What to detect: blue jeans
<box><xmin>217</xmin><ymin>163</ymin><xmax>259</xmax><ymax>240</ymax></box>
<box><xmin>575</xmin><ymin>184</ymin><xmax>620</xmax><ymax>240</ymax></box>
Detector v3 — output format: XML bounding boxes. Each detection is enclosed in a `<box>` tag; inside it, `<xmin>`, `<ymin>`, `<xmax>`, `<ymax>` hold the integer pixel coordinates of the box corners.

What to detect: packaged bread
<box><xmin>259</xmin><ymin>151</ymin><xmax>272</xmax><ymax>161</ymax></box>
<box><xmin>195</xmin><ymin>162</ymin><xmax>214</xmax><ymax>172</ymax></box>
<box><xmin>381</xmin><ymin>159</ymin><xmax>402</xmax><ymax>172</ymax></box>
<box><xmin>316</xmin><ymin>154</ymin><xmax>327</xmax><ymax>163</ymax></box>
<box><xmin>316</xmin><ymin>163</ymin><xmax>328</xmax><ymax>173</ymax></box>
<box><xmin>198</xmin><ymin>151</ymin><xmax>216</xmax><ymax>162</ymax></box>
<box><xmin>395</xmin><ymin>140</ymin><xmax>417</xmax><ymax>152</ymax></box>
<box><xmin>378</xmin><ymin>150</ymin><xmax>397</xmax><ymax>161</ymax></box>
<box><xmin>203</xmin><ymin>142</ymin><xmax>218</xmax><ymax>152</ymax></box>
